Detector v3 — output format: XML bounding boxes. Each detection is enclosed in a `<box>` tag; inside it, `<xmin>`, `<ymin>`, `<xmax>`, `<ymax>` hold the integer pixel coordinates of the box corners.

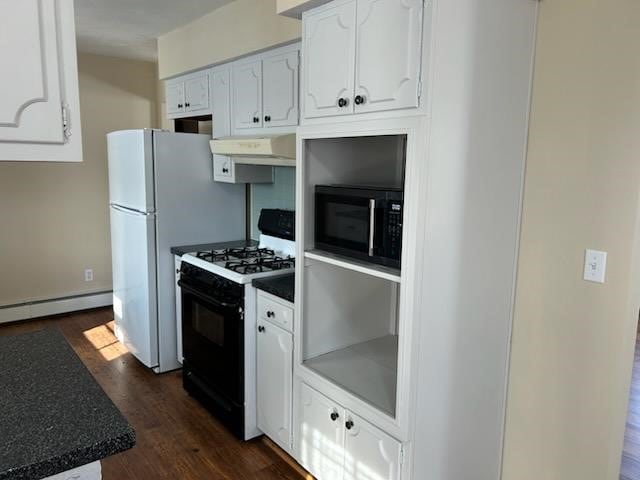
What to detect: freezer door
<box><xmin>110</xmin><ymin>205</ymin><xmax>158</xmax><ymax>368</ymax></box>
<box><xmin>107</xmin><ymin>129</ymin><xmax>155</xmax><ymax>212</ymax></box>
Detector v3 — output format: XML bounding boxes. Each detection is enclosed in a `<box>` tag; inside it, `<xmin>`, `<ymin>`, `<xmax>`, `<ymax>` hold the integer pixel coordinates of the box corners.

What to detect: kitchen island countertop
<box><xmin>0</xmin><ymin>328</ymin><xmax>135</xmax><ymax>480</ymax></box>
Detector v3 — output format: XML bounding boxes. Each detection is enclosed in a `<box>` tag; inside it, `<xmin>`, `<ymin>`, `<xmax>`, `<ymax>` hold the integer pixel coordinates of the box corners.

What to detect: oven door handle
<box><xmin>368</xmin><ymin>199</ymin><xmax>376</xmax><ymax>256</ymax></box>
<box><xmin>178</xmin><ymin>280</ymin><xmax>240</xmax><ymax>310</ymax></box>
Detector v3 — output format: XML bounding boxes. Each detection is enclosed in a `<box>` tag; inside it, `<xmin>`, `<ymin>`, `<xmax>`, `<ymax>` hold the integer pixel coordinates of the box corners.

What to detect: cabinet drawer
<box><xmin>257</xmin><ymin>293</ymin><xmax>293</xmax><ymax>332</ymax></box>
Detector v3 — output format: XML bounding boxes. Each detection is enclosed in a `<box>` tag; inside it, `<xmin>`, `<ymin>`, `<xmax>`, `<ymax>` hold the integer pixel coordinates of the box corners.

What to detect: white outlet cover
<box><xmin>584</xmin><ymin>249</ymin><xmax>607</xmax><ymax>283</ymax></box>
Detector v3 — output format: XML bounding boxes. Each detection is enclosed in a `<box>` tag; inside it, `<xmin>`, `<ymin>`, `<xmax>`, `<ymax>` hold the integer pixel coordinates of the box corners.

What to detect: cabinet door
<box><xmin>233</xmin><ymin>60</ymin><xmax>263</xmax><ymax>130</ymax></box>
<box><xmin>185</xmin><ymin>74</ymin><xmax>209</xmax><ymax>113</ymax></box>
<box><xmin>263</xmin><ymin>50</ymin><xmax>299</xmax><ymax>128</ymax></box>
<box><xmin>210</xmin><ymin>66</ymin><xmax>232</xmax><ymax>137</ymax></box>
<box><xmin>213</xmin><ymin>154</ymin><xmax>234</xmax><ymax>183</ymax></box>
<box><xmin>354</xmin><ymin>0</ymin><xmax>423</xmax><ymax>114</ymax></box>
<box><xmin>303</xmin><ymin>1</ymin><xmax>357</xmax><ymax>119</ymax></box>
<box><xmin>0</xmin><ymin>0</ymin><xmax>66</xmax><ymax>144</ymax></box>
<box><xmin>257</xmin><ymin>321</ymin><xmax>293</xmax><ymax>452</ymax></box>
<box><xmin>343</xmin><ymin>412</ymin><xmax>402</xmax><ymax>480</ymax></box>
<box><xmin>298</xmin><ymin>383</ymin><xmax>345</xmax><ymax>480</ymax></box>
<box><xmin>175</xmin><ymin>256</ymin><xmax>183</xmax><ymax>364</ymax></box>
<box><xmin>166</xmin><ymin>81</ymin><xmax>185</xmax><ymax>115</ymax></box>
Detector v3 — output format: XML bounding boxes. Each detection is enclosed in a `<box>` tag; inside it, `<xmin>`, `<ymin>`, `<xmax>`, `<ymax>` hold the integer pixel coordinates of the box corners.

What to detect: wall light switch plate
<box><xmin>584</xmin><ymin>249</ymin><xmax>607</xmax><ymax>283</ymax></box>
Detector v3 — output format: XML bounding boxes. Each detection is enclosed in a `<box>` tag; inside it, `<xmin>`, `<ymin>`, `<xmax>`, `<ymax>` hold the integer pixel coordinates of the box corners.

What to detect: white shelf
<box><xmin>304</xmin><ymin>250</ymin><xmax>401</xmax><ymax>283</ymax></box>
<box><xmin>303</xmin><ymin>335</ymin><xmax>398</xmax><ymax>417</ymax></box>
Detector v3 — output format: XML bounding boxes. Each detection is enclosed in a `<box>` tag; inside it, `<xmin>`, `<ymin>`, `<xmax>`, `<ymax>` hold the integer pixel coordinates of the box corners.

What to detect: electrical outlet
<box><xmin>84</xmin><ymin>268</ymin><xmax>94</xmax><ymax>282</ymax></box>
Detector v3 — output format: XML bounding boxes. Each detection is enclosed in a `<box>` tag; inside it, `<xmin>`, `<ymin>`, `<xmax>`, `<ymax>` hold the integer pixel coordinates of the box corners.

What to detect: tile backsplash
<box><xmin>250</xmin><ymin>167</ymin><xmax>295</xmax><ymax>239</ymax></box>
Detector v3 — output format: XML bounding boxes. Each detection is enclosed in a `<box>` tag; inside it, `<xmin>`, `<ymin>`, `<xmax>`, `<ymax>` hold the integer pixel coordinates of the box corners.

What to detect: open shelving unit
<box><xmin>298</xmin><ymin>133</ymin><xmax>407</xmax><ymax>418</ymax></box>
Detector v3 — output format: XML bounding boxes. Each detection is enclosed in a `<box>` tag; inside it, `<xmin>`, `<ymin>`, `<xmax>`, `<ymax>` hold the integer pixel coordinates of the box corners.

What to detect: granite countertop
<box><xmin>252</xmin><ymin>273</ymin><xmax>295</xmax><ymax>303</ymax></box>
<box><xmin>170</xmin><ymin>239</ymin><xmax>258</xmax><ymax>256</ymax></box>
<box><xmin>0</xmin><ymin>329</ymin><xmax>135</xmax><ymax>480</ymax></box>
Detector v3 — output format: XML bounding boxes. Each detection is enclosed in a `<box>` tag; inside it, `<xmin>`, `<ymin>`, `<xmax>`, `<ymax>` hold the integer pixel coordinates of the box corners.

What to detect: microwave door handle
<box><xmin>368</xmin><ymin>199</ymin><xmax>376</xmax><ymax>256</ymax></box>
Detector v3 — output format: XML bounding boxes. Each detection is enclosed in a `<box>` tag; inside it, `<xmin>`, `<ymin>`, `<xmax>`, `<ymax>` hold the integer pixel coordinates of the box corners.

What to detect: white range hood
<box><xmin>209</xmin><ymin>134</ymin><xmax>296</xmax><ymax>167</ymax></box>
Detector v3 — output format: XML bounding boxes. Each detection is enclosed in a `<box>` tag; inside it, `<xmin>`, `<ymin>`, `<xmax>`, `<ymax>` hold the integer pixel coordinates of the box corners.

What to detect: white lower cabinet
<box><xmin>298</xmin><ymin>383</ymin><xmax>403</xmax><ymax>480</ymax></box>
<box><xmin>174</xmin><ymin>255</ymin><xmax>182</xmax><ymax>364</ymax></box>
<box><xmin>257</xmin><ymin>318</ymin><xmax>293</xmax><ymax>453</ymax></box>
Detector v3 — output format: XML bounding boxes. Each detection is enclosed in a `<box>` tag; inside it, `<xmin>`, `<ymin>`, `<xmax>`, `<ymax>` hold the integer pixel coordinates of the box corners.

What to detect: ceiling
<box><xmin>75</xmin><ymin>0</ymin><xmax>236</xmax><ymax>62</ymax></box>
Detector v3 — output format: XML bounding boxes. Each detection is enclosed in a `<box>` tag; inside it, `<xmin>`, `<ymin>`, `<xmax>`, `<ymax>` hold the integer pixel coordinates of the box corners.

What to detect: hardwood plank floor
<box><xmin>0</xmin><ymin>308</ymin><xmax>308</xmax><ymax>480</ymax></box>
<box><xmin>621</xmin><ymin>326</ymin><xmax>640</xmax><ymax>480</ymax></box>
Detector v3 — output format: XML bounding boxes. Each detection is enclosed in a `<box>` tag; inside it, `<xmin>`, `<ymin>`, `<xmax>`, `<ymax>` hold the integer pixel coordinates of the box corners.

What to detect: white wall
<box><xmin>157</xmin><ymin>0</ymin><xmax>300</xmax><ymax>79</ymax></box>
<box><xmin>502</xmin><ymin>1</ymin><xmax>640</xmax><ymax>479</ymax></box>
<box><xmin>0</xmin><ymin>53</ymin><xmax>158</xmax><ymax>307</ymax></box>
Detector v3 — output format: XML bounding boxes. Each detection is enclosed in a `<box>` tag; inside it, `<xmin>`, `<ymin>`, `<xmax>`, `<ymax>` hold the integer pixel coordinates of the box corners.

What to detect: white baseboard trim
<box><xmin>0</xmin><ymin>292</ymin><xmax>113</xmax><ymax>325</ymax></box>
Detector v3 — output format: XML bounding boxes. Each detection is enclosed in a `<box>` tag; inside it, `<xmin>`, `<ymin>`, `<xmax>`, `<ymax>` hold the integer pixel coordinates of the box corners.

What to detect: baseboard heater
<box><xmin>0</xmin><ymin>291</ymin><xmax>113</xmax><ymax>324</ymax></box>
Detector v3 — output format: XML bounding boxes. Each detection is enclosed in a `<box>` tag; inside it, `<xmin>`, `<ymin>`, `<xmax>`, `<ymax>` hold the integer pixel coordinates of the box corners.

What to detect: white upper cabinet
<box><xmin>302</xmin><ymin>0</ymin><xmax>424</xmax><ymax>120</ymax></box>
<box><xmin>354</xmin><ymin>0</ymin><xmax>423</xmax><ymax>113</ymax></box>
<box><xmin>257</xmin><ymin>318</ymin><xmax>293</xmax><ymax>453</ymax></box>
<box><xmin>303</xmin><ymin>0</ymin><xmax>357</xmax><ymax>119</ymax></box>
<box><xmin>233</xmin><ymin>59</ymin><xmax>263</xmax><ymax>130</ymax></box>
<box><xmin>210</xmin><ymin>65</ymin><xmax>232</xmax><ymax>137</ymax></box>
<box><xmin>0</xmin><ymin>0</ymin><xmax>82</xmax><ymax>162</ymax></box>
<box><xmin>343</xmin><ymin>411</ymin><xmax>402</xmax><ymax>480</ymax></box>
<box><xmin>166</xmin><ymin>82</ymin><xmax>186</xmax><ymax>116</ymax></box>
<box><xmin>165</xmin><ymin>72</ymin><xmax>210</xmax><ymax>119</ymax></box>
<box><xmin>263</xmin><ymin>50</ymin><xmax>300</xmax><ymax>128</ymax></box>
<box><xmin>184</xmin><ymin>74</ymin><xmax>210</xmax><ymax>113</ymax></box>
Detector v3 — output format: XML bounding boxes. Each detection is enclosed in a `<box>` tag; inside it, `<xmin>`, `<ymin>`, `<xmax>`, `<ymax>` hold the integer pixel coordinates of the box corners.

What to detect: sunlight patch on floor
<box><xmin>83</xmin><ymin>323</ymin><xmax>128</xmax><ymax>361</ymax></box>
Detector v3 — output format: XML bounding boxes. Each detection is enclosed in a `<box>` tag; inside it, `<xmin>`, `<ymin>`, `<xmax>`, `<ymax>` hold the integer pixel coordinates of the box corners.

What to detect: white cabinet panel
<box><xmin>166</xmin><ymin>81</ymin><xmax>185</xmax><ymax>115</ymax></box>
<box><xmin>303</xmin><ymin>1</ymin><xmax>357</xmax><ymax>119</ymax></box>
<box><xmin>257</xmin><ymin>320</ymin><xmax>293</xmax><ymax>452</ymax></box>
<box><xmin>257</xmin><ymin>293</ymin><xmax>294</xmax><ymax>332</ymax></box>
<box><xmin>213</xmin><ymin>154</ymin><xmax>233</xmax><ymax>181</ymax></box>
<box><xmin>299</xmin><ymin>384</ymin><xmax>345</xmax><ymax>480</ymax></box>
<box><xmin>233</xmin><ymin>60</ymin><xmax>263</xmax><ymax>130</ymax></box>
<box><xmin>185</xmin><ymin>74</ymin><xmax>209</xmax><ymax>113</ymax></box>
<box><xmin>211</xmin><ymin>66</ymin><xmax>232</xmax><ymax>137</ymax></box>
<box><xmin>0</xmin><ymin>0</ymin><xmax>82</xmax><ymax>161</ymax></box>
<box><xmin>354</xmin><ymin>0</ymin><xmax>423</xmax><ymax>113</ymax></box>
<box><xmin>263</xmin><ymin>50</ymin><xmax>299</xmax><ymax>128</ymax></box>
<box><xmin>343</xmin><ymin>412</ymin><xmax>402</xmax><ymax>480</ymax></box>
<box><xmin>0</xmin><ymin>0</ymin><xmax>64</xmax><ymax>143</ymax></box>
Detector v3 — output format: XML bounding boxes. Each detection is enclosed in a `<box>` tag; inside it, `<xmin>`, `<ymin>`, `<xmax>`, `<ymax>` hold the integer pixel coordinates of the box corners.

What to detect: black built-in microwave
<box><xmin>315</xmin><ymin>185</ymin><xmax>403</xmax><ymax>268</ymax></box>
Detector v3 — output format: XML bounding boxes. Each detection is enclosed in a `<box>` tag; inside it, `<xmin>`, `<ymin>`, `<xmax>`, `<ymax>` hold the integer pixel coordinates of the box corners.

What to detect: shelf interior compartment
<box><xmin>304</xmin><ymin>335</ymin><xmax>398</xmax><ymax>417</ymax></box>
<box><xmin>302</xmin><ymin>259</ymin><xmax>400</xmax><ymax>416</ymax></box>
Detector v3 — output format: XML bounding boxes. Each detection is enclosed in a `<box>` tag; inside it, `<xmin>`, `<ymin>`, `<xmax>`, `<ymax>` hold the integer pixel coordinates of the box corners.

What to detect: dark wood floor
<box><xmin>621</xmin><ymin>326</ymin><xmax>640</xmax><ymax>480</ymax></box>
<box><xmin>0</xmin><ymin>308</ymin><xmax>307</xmax><ymax>480</ymax></box>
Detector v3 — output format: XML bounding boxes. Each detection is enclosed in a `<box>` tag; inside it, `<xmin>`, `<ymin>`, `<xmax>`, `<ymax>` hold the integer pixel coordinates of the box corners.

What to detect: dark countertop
<box><xmin>252</xmin><ymin>273</ymin><xmax>295</xmax><ymax>303</ymax></box>
<box><xmin>171</xmin><ymin>239</ymin><xmax>258</xmax><ymax>256</ymax></box>
<box><xmin>0</xmin><ymin>329</ymin><xmax>135</xmax><ymax>480</ymax></box>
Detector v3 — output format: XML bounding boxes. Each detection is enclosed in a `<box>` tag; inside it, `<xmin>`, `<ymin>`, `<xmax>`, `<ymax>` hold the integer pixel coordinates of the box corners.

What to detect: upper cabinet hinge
<box><xmin>417</xmin><ymin>80</ymin><xmax>423</xmax><ymax>100</ymax></box>
<box><xmin>399</xmin><ymin>446</ymin><xmax>405</xmax><ymax>466</ymax></box>
<box><xmin>61</xmin><ymin>103</ymin><xmax>72</xmax><ymax>142</ymax></box>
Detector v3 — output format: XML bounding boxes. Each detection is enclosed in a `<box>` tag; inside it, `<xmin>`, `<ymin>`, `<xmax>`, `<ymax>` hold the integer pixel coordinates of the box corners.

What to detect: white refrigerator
<box><xmin>107</xmin><ymin>129</ymin><xmax>245</xmax><ymax>373</ymax></box>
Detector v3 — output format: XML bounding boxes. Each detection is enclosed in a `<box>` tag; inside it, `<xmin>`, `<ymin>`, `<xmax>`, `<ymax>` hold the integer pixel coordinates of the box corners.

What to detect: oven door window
<box><xmin>316</xmin><ymin>194</ymin><xmax>371</xmax><ymax>253</ymax></box>
<box><xmin>182</xmin><ymin>290</ymin><xmax>243</xmax><ymax>404</ymax></box>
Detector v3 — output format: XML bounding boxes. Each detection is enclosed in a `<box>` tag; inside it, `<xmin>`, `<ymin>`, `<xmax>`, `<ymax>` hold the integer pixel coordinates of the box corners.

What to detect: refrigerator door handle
<box><xmin>110</xmin><ymin>204</ymin><xmax>154</xmax><ymax>216</ymax></box>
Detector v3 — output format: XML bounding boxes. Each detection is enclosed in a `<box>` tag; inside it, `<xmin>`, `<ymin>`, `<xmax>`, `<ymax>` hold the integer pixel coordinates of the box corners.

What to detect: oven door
<box><xmin>315</xmin><ymin>192</ymin><xmax>374</xmax><ymax>258</ymax></box>
<box><xmin>180</xmin><ymin>282</ymin><xmax>244</xmax><ymax>404</ymax></box>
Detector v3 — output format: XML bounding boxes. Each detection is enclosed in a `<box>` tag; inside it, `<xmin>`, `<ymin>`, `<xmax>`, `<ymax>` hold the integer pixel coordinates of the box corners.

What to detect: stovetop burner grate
<box><xmin>224</xmin><ymin>256</ymin><xmax>295</xmax><ymax>274</ymax></box>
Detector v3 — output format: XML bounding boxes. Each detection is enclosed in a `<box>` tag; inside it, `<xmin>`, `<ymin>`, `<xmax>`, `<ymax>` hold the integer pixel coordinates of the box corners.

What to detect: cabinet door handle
<box><xmin>258</xmin><ymin>325</ymin><xmax>265</xmax><ymax>333</ymax></box>
<box><xmin>330</xmin><ymin>411</ymin><xmax>339</xmax><ymax>421</ymax></box>
<box><xmin>178</xmin><ymin>103</ymin><xmax>183</xmax><ymax>108</ymax></box>
<box><xmin>253</xmin><ymin>116</ymin><xmax>260</xmax><ymax>123</ymax></box>
<box><xmin>354</xmin><ymin>95</ymin><xmax>366</xmax><ymax>105</ymax></box>
<box><xmin>337</xmin><ymin>98</ymin><xmax>349</xmax><ymax>108</ymax></box>
<box><xmin>267</xmin><ymin>311</ymin><xmax>275</xmax><ymax>318</ymax></box>
<box><xmin>176</xmin><ymin>269</ymin><xmax>180</xmax><ymax>274</ymax></box>
<box><xmin>185</xmin><ymin>102</ymin><xmax>190</xmax><ymax>108</ymax></box>
<box><xmin>345</xmin><ymin>419</ymin><xmax>354</xmax><ymax>430</ymax></box>
<box><xmin>264</xmin><ymin>115</ymin><xmax>271</xmax><ymax>122</ymax></box>
<box><xmin>222</xmin><ymin>168</ymin><xmax>229</xmax><ymax>173</ymax></box>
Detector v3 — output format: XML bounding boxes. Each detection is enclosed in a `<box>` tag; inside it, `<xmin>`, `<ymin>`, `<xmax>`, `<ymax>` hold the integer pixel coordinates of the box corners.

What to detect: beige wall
<box><xmin>502</xmin><ymin>1</ymin><xmax>640</xmax><ymax>479</ymax></box>
<box><xmin>157</xmin><ymin>0</ymin><xmax>300</xmax><ymax>79</ymax></box>
<box><xmin>0</xmin><ymin>53</ymin><xmax>158</xmax><ymax>306</ymax></box>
